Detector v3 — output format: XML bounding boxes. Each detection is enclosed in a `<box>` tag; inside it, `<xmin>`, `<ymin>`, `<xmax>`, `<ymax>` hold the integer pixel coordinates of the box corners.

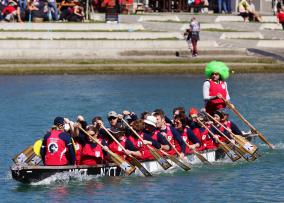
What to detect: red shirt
<box><xmin>277</xmin><ymin>12</ymin><xmax>284</xmax><ymax>23</ymax></box>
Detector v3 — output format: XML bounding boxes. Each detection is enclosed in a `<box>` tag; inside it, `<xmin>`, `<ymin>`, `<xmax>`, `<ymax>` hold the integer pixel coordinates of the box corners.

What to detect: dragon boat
<box><xmin>11</xmin><ymin>149</ymin><xmax>225</xmax><ymax>184</ymax></box>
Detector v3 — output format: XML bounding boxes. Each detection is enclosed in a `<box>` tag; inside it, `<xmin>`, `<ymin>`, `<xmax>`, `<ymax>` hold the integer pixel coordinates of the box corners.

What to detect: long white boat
<box><xmin>11</xmin><ymin>149</ymin><xmax>224</xmax><ymax>184</ymax></box>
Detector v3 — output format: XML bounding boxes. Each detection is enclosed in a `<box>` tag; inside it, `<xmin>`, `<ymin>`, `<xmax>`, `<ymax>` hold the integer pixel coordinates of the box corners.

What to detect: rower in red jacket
<box><xmin>40</xmin><ymin>117</ymin><xmax>76</xmax><ymax>166</ymax></box>
<box><xmin>127</xmin><ymin>119</ymin><xmax>157</xmax><ymax>160</ymax></box>
<box><xmin>203</xmin><ymin>61</ymin><xmax>230</xmax><ymax>115</ymax></box>
<box><xmin>80</xmin><ymin>126</ymin><xmax>107</xmax><ymax>166</ymax></box>
<box><xmin>173</xmin><ymin>113</ymin><xmax>201</xmax><ymax>154</ymax></box>
<box><xmin>107</xmin><ymin>127</ymin><xmax>142</xmax><ymax>159</ymax></box>
<box><xmin>188</xmin><ymin>108</ymin><xmax>217</xmax><ymax>150</ymax></box>
<box><xmin>154</xmin><ymin>111</ymin><xmax>186</xmax><ymax>158</ymax></box>
<box><xmin>210</xmin><ymin>110</ymin><xmax>234</xmax><ymax>143</ymax></box>
<box><xmin>143</xmin><ymin>115</ymin><xmax>171</xmax><ymax>154</ymax></box>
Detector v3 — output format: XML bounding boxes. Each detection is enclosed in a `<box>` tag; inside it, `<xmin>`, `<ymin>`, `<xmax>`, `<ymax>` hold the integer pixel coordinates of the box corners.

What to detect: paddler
<box><xmin>154</xmin><ymin>111</ymin><xmax>186</xmax><ymax>158</ymax></box>
<box><xmin>107</xmin><ymin>126</ymin><xmax>142</xmax><ymax>159</ymax></box>
<box><xmin>127</xmin><ymin>119</ymin><xmax>155</xmax><ymax>160</ymax></box>
<box><xmin>80</xmin><ymin>125</ymin><xmax>108</xmax><ymax>165</ymax></box>
<box><xmin>173</xmin><ymin>113</ymin><xmax>201</xmax><ymax>154</ymax></box>
<box><xmin>40</xmin><ymin>116</ymin><xmax>76</xmax><ymax>166</ymax></box>
<box><xmin>203</xmin><ymin>61</ymin><xmax>231</xmax><ymax>115</ymax></box>
<box><xmin>143</xmin><ymin>115</ymin><xmax>170</xmax><ymax>151</ymax></box>
<box><xmin>188</xmin><ymin>108</ymin><xmax>216</xmax><ymax>150</ymax></box>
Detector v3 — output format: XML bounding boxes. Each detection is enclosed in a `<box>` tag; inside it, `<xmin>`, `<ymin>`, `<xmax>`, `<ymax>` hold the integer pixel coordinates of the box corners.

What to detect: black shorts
<box><xmin>239</xmin><ymin>12</ymin><xmax>249</xmax><ymax>18</ymax></box>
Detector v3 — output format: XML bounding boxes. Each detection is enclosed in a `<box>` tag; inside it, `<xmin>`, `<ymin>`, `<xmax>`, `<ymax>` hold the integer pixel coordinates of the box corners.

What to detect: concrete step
<box><xmin>0</xmin><ymin>23</ymin><xmax>145</xmax><ymax>31</ymax></box>
<box><xmin>0</xmin><ymin>40</ymin><xmax>218</xmax><ymax>59</ymax></box>
<box><xmin>0</xmin><ymin>31</ymin><xmax>184</xmax><ymax>40</ymax></box>
<box><xmin>260</xmin><ymin>23</ymin><xmax>283</xmax><ymax>30</ymax></box>
<box><xmin>120</xmin><ymin>49</ymin><xmax>249</xmax><ymax>56</ymax></box>
<box><xmin>138</xmin><ymin>15</ymin><xmax>180</xmax><ymax>22</ymax></box>
<box><xmin>257</xmin><ymin>40</ymin><xmax>284</xmax><ymax>48</ymax></box>
<box><xmin>180</xmin><ymin>23</ymin><xmax>224</xmax><ymax>31</ymax></box>
<box><xmin>215</xmin><ymin>15</ymin><xmax>277</xmax><ymax>23</ymax></box>
<box><xmin>220</xmin><ymin>32</ymin><xmax>263</xmax><ymax>39</ymax></box>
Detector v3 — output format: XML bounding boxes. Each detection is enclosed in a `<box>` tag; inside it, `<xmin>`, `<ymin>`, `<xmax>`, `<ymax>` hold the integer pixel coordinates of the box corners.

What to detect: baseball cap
<box><xmin>108</xmin><ymin>111</ymin><xmax>118</xmax><ymax>118</ymax></box>
<box><xmin>54</xmin><ymin>117</ymin><xmax>65</xmax><ymax>126</ymax></box>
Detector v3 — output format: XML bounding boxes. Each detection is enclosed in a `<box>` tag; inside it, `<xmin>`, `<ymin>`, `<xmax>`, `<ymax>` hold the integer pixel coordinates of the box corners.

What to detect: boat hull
<box><xmin>11</xmin><ymin>149</ymin><xmax>224</xmax><ymax>184</ymax></box>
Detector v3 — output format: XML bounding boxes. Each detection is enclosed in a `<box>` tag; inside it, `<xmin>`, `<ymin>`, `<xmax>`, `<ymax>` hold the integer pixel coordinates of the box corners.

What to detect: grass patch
<box><xmin>0</xmin><ymin>63</ymin><xmax>283</xmax><ymax>75</ymax></box>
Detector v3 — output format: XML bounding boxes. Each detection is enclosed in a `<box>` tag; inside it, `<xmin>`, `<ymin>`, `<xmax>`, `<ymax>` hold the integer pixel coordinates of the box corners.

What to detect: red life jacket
<box><xmin>161</xmin><ymin>125</ymin><xmax>177</xmax><ymax>155</ymax></box>
<box><xmin>217</xmin><ymin>121</ymin><xmax>232</xmax><ymax>142</ymax></box>
<box><xmin>194</xmin><ymin>0</ymin><xmax>201</xmax><ymax>5</ymax></box>
<box><xmin>74</xmin><ymin>141</ymin><xmax>82</xmax><ymax>165</ymax></box>
<box><xmin>152</xmin><ymin>130</ymin><xmax>159</xmax><ymax>141</ymax></box>
<box><xmin>128</xmin><ymin>134</ymin><xmax>153</xmax><ymax>160</ymax></box>
<box><xmin>45</xmin><ymin>130</ymin><xmax>69</xmax><ymax>166</ymax></box>
<box><xmin>108</xmin><ymin>136</ymin><xmax>127</xmax><ymax>157</ymax></box>
<box><xmin>175</xmin><ymin>128</ymin><xmax>191</xmax><ymax>154</ymax></box>
<box><xmin>224</xmin><ymin>121</ymin><xmax>231</xmax><ymax>129</ymax></box>
<box><xmin>206</xmin><ymin>79</ymin><xmax>227</xmax><ymax>113</ymax></box>
<box><xmin>80</xmin><ymin>140</ymin><xmax>104</xmax><ymax>166</ymax></box>
<box><xmin>192</xmin><ymin>127</ymin><xmax>207</xmax><ymax>151</ymax></box>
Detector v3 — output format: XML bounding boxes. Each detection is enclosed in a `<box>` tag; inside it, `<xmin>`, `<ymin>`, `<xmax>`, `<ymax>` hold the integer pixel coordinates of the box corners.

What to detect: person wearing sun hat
<box><xmin>203</xmin><ymin>60</ymin><xmax>231</xmax><ymax>115</ymax></box>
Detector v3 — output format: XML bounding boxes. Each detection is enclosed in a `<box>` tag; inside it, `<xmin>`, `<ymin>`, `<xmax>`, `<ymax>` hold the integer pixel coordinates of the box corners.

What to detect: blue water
<box><xmin>1</xmin><ymin>74</ymin><xmax>284</xmax><ymax>202</ymax></box>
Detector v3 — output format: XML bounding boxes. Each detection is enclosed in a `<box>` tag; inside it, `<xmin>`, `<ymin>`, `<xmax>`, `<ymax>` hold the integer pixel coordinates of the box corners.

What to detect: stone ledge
<box><xmin>257</xmin><ymin>40</ymin><xmax>284</xmax><ymax>48</ymax></box>
<box><xmin>0</xmin><ymin>23</ymin><xmax>145</xmax><ymax>31</ymax></box>
<box><xmin>138</xmin><ymin>15</ymin><xmax>180</xmax><ymax>22</ymax></box>
<box><xmin>0</xmin><ymin>31</ymin><xmax>184</xmax><ymax>40</ymax></box>
<box><xmin>220</xmin><ymin>32</ymin><xmax>263</xmax><ymax>39</ymax></box>
<box><xmin>180</xmin><ymin>23</ymin><xmax>223</xmax><ymax>31</ymax></box>
<box><xmin>259</xmin><ymin>23</ymin><xmax>282</xmax><ymax>30</ymax></box>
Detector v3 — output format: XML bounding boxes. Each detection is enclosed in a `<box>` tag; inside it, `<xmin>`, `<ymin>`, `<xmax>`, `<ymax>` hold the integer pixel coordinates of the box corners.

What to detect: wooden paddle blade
<box><xmin>110</xmin><ymin>155</ymin><xmax>136</xmax><ymax>176</ymax></box>
<box><xmin>193</xmin><ymin>150</ymin><xmax>211</xmax><ymax>165</ymax></box>
<box><xmin>233</xmin><ymin>135</ymin><xmax>258</xmax><ymax>155</ymax></box>
<box><xmin>128</xmin><ymin>156</ymin><xmax>152</xmax><ymax>177</ymax></box>
<box><xmin>165</xmin><ymin>154</ymin><xmax>191</xmax><ymax>171</ymax></box>
<box><xmin>12</xmin><ymin>145</ymin><xmax>34</xmax><ymax>164</ymax></box>
<box><xmin>220</xmin><ymin>142</ymin><xmax>241</xmax><ymax>162</ymax></box>
<box><xmin>149</xmin><ymin>147</ymin><xmax>172</xmax><ymax>170</ymax></box>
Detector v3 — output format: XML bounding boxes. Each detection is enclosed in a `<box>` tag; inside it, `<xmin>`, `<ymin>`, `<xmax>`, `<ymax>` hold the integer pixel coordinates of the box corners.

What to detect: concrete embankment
<box><xmin>0</xmin><ymin>14</ymin><xmax>283</xmax><ymax>75</ymax></box>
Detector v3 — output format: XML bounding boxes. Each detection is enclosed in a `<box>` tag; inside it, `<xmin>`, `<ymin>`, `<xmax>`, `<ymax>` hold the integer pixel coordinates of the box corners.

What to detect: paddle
<box><xmin>101</xmin><ymin>125</ymin><xmax>152</xmax><ymax>177</ymax></box>
<box><xmin>184</xmin><ymin>142</ymin><xmax>211</xmax><ymax>165</ymax></box>
<box><xmin>158</xmin><ymin>132</ymin><xmax>191</xmax><ymax>171</ymax></box>
<box><xmin>204</xmin><ymin>112</ymin><xmax>258</xmax><ymax>158</ymax></box>
<box><xmin>159</xmin><ymin>149</ymin><xmax>191</xmax><ymax>171</ymax></box>
<box><xmin>12</xmin><ymin>145</ymin><xmax>35</xmax><ymax>164</ymax></box>
<box><xmin>196</xmin><ymin>118</ymin><xmax>241</xmax><ymax>162</ymax></box>
<box><xmin>222</xmin><ymin>98</ymin><xmax>274</xmax><ymax>149</ymax></box>
<box><xmin>209</xmin><ymin>124</ymin><xmax>255</xmax><ymax>162</ymax></box>
<box><xmin>79</xmin><ymin>126</ymin><xmax>136</xmax><ymax>176</ymax></box>
<box><xmin>121</xmin><ymin>118</ymin><xmax>172</xmax><ymax>170</ymax></box>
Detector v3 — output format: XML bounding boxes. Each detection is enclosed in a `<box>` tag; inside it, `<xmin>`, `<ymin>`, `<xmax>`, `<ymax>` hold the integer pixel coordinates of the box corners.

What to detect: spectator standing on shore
<box><xmin>225</xmin><ymin>0</ymin><xmax>231</xmax><ymax>13</ymax></box>
<box><xmin>47</xmin><ymin>0</ymin><xmax>59</xmax><ymax>21</ymax></box>
<box><xmin>277</xmin><ymin>6</ymin><xmax>284</xmax><ymax>30</ymax></box>
<box><xmin>189</xmin><ymin>17</ymin><xmax>200</xmax><ymax>57</ymax></box>
<box><xmin>217</xmin><ymin>0</ymin><xmax>227</xmax><ymax>13</ymax></box>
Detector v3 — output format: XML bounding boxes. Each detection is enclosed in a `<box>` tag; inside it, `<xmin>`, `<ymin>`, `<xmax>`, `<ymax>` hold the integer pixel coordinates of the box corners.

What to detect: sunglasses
<box><xmin>108</xmin><ymin>117</ymin><xmax>117</xmax><ymax>121</ymax></box>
